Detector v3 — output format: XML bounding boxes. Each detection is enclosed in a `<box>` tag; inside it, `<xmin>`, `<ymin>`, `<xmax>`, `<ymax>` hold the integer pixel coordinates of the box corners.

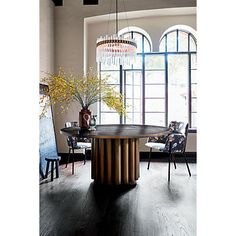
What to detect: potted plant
<box><xmin>40</xmin><ymin>67</ymin><xmax>126</xmax><ymax>129</ymax></box>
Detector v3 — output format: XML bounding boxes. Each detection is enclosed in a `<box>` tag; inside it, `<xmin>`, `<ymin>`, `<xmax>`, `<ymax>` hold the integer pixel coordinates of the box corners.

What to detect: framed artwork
<box><xmin>39</xmin><ymin>84</ymin><xmax>58</xmax><ymax>178</ymax></box>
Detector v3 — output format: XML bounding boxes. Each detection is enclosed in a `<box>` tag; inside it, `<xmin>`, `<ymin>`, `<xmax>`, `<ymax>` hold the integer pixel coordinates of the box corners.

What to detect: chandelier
<box><xmin>96</xmin><ymin>0</ymin><xmax>137</xmax><ymax>66</ymax></box>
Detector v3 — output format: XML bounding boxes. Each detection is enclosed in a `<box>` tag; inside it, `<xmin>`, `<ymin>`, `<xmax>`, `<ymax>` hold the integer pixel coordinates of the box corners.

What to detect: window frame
<box><xmin>98</xmin><ymin>27</ymin><xmax>197</xmax><ymax>129</ymax></box>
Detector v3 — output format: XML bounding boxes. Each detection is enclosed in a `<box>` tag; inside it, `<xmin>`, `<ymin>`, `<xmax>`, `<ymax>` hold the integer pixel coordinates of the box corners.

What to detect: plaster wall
<box><xmin>51</xmin><ymin>4</ymin><xmax>197</xmax><ymax>153</ymax></box>
<box><xmin>86</xmin><ymin>14</ymin><xmax>196</xmax><ymax>70</ymax></box>
<box><xmin>40</xmin><ymin>0</ymin><xmax>55</xmax><ymax>75</ymax></box>
<box><xmin>85</xmin><ymin>14</ymin><xmax>197</xmax><ymax>153</ymax></box>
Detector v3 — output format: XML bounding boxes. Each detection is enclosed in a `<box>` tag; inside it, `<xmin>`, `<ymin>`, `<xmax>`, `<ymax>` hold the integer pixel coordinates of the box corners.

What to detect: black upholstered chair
<box><xmin>65</xmin><ymin>121</ymin><xmax>91</xmax><ymax>174</ymax></box>
<box><xmin>145</xmin><ymin>121</ymin><xmax>191</xmax><ymax>182</ymax></box>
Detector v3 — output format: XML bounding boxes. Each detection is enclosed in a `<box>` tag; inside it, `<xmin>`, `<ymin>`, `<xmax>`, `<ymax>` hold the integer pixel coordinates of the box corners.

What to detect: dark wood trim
<box><xmin>140</xmin><ymin>152</ymin><xmax>197</xmax><ymax>163</ymax></box>
<box><xmin>51</xmin><ymin>0</ymin><xmax>63</xmax><ymax>6</ymax></box>
<box><xmin>188</xmin><ymin>128</ymin><xmax>197</xmax><ymax>133</ymax></box>
<box><xmin>58</xmin><ymin>151</ymin><xmax>196</xmax><ymax>164</ymax></box>
<box><xmin>83</xmin><ymin>0</ymin><xmax>99</xmax><ymax>5</ymax></box>
<box><xmin>58</xmin><ymin>151</ymin><xmax>91</xmax><ymax>164</ymax></box>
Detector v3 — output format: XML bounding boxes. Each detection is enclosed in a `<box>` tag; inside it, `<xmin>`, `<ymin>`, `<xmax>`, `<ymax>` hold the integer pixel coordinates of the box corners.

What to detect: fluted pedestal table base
<box><xmin>91</xmin><ymin>138</ymin><xmax>140</xmax><ymax>185</ymax></box>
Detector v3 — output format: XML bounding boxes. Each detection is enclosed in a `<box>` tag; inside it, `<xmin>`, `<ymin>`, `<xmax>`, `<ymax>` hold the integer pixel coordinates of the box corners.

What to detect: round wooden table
<box><xmin>61</xmin><ymin>124</ymin><xmax>168</xmax><ymax>185</ymax></box>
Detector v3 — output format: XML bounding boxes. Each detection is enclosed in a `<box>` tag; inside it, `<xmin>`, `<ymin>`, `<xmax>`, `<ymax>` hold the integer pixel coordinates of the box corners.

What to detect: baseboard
<box><xmin>58</xmin><ymin>152</ymin><xmax>91</xmax><ymax>164</ymax></box>
<box><xmin>58</xmin><ymin>151</ymin><xmax>196</xmax><ymax>164</ymax></box>
<box><xmin>140</xmin><ymin>152</ymin><xmax>197</xmax><ymax>163</ymax></box>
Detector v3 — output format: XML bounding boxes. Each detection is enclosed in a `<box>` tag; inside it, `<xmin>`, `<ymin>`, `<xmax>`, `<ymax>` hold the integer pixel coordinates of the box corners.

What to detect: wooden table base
<box><xmin>91</xmin><ymin>138</ymin><xmax>140</xmax><ymax>185</ymax></box>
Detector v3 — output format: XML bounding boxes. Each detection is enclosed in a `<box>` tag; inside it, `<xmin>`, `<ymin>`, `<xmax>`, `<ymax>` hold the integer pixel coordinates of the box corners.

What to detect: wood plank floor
<box><xmin>40</xmin><ymin>161</ymin><xmax>196</xmax><ymax>236</ymax></box>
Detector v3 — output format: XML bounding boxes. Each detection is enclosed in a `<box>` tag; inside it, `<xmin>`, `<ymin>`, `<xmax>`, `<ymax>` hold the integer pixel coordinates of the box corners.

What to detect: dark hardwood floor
<box><xmin>40</xmin><ymin>161</ymin><xmax>196</xmax><ymax>236</ymax></box>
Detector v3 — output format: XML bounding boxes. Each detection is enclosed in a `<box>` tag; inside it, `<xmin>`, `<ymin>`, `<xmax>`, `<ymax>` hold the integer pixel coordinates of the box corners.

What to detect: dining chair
<box><xmin>145</xmin><ymin>121</ymin><xmax>184</xmax><ymax>158</ymax></box>
<box><xmin>145</xmin><ymin>122</ymin><xmax>191</xmax><ymax>182</ymax></box>
<box><xmin>65</xmin><ymin>121</ymin><xmax>91</xmax><ymax>174</ymax></box>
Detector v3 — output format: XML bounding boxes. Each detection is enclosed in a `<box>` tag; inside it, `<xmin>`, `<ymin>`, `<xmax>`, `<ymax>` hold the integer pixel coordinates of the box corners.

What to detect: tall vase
<box><xmin>79</xmin><ymin>107</ymin><xmax>91</xmax><ymax>130</ymax></box>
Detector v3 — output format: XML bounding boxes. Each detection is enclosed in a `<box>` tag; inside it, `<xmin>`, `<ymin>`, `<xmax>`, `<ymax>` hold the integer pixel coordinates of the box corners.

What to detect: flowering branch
<box><xmin>40</xmin><ymin>67</ymin><xmax>126</xmax><ymax>118</ymax></box>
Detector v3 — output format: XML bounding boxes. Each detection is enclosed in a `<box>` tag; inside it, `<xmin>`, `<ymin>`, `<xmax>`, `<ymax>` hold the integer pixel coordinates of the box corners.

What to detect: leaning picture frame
<box><xmin>39</xmin><ymin>84</ymin><xmax>58</xmax><ymax>179</ymax></box>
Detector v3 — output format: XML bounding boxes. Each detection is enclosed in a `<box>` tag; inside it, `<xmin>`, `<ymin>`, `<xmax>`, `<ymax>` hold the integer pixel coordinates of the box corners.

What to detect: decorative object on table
<box><xmin>40</xmin><ymin>67</ymin><xmax>126</xmax><ymax>129</ymax></box>
<box><xmin>79</xmin><ymin>108</ymin><xmax>91</xmax><ymax>130</ymax></box>
<box><xmin>96</xmin><ymin>0</ymin><xmax>137</xmax><ymax>66</ymax></box>
<box><xmin>89</xmin><ymin>115</ymin><xmax>97</xmax><ymax>131</ymax></box>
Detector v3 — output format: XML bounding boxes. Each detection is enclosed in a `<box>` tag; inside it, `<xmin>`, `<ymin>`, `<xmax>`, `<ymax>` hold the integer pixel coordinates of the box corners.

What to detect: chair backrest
<box><xmin>147</xmin><ymin>121</ymin><xmax>185</xmax><ymax>144</ymax></box>
<box><xmin>65</xmin><ymin>122</ymin><xmax>79</xmax><ymax>148</ymax></box>
<box><xmin>65</xmin><ymin>121</ymin><xmax>91</xmax><ymax>146</ymax></box>
<box><xmin>169</xmin><ymin>121</ymin><xmax>185</xmax><ymax>133</ymax></box>
<box><xmin>164</xmin><ymin>122</ymin><xmax>189</xmax><ymax>154</ymax></box>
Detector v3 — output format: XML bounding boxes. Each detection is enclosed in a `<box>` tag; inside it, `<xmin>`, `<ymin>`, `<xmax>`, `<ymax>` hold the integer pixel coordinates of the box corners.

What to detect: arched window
<box><xmin>98</xmin><ymin>25</ymin><xmax>197</xmax><ymax>129</ymax></box>
<box><xmin>119</xmin><ymin>26</ymin><xmax>152</xmax><ymax>53</ymax></box>
<box><xmin>99</xmin><ymin>27</ymin><xmax>152</xmax><ymax>124</ymax></box>
<box><xmin>158</xmin><ymin>25</ymin><xmax>197</xmax><ymax>127</ymax></box>
<box><xmin>159</xmin><ymin>25</ymin><xmax>196</xmax><ymax>52</ymax></box>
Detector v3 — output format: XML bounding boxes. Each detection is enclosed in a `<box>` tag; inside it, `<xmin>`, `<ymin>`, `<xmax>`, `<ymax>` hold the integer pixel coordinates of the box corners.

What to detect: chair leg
<box><xmin>172</xmin><ymin>154</ymin><xmax>177</xmax><ymax>169</ymax></box>
<box><xmin>55</xmin><ymin>160</ymin><xmax>59</xmax><ymax>178</ymax></box>
<box><xmin>45</xmin><ymin>160</ymin><xmax>50</xmax><ymax>178</ymax></box>
<box><xmin>84</xmin><ymin>149</ymin><xmax>87</xmax><ymax>165</ymax></box>
<box><xmin>65</xmin><ymin>148</ymin><xmax>71</xmax><ymax>168</ymax></box>
<box><xmin>168</xmin><ymin>154</ymin><xmax>171</xmax><ymax>182</ymax></box>
<box><xmin>51</xmin><ymin>161</ymin><xmax>54</xmax><ymax>181</ymax></box>
<box><xmin>72</xmin><ymin>147</ymin><xmax>75</xmax><ymax>175</ymax></box>
<box><xmin>184</xmin><ymin>153</ymin><xmax>191</xmax><ymax>177</ymax></box>
<box><xmin>147</xmin><ymin>148</ymin><xmax>152</xmax><ymax>170</ymax></box>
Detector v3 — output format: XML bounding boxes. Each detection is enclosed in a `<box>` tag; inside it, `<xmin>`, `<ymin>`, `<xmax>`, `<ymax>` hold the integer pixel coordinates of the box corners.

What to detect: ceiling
<box><xmin>52</xmin><ymin>0</ymin><xmax>196</xmax><ymax>18</ymax></box>
<box><xmin>85</xmin><ymin>7</ymin><xmax>196</xmax><ymax>24</ymax></box>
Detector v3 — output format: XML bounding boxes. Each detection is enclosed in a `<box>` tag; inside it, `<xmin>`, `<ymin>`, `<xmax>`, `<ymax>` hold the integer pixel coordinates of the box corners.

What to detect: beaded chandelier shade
<box><xmin>96</xmin><ymin>0</ymin><xmax>137</xmax><ymax>66</ymax></box>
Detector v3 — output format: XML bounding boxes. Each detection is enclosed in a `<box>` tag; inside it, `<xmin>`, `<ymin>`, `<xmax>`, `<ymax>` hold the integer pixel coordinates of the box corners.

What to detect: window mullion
<box><xmin>176</xmin><ymin>29</ymin><xmax>179</xmax><ymax>52</ymax></box>
<box><xmin>142</xmin><ymin>34</ymin><xmax>145</xmax><ymax>124</ymax></box>
<box><xmin>98</xmin><ymin>62</ymin><xmax>102</xmax><ymax>124</ymax></box>
<box><xmin>165</xmin><ymin>53</ymin><xmax>168</xmax><ymax>127</ymax></box>
<box><xmin>119</xmin><ymin>64</ymin><xmax>123</xmax><ymax>124</ymax></box>
<box><xmin>188</xmin><ymin>53</ymin><xmax>192</xmax><ymax>127</ymax></box>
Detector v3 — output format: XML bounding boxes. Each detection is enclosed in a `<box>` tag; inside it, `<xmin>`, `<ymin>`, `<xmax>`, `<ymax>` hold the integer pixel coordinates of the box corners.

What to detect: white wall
<box><xmin>86</xmin><ymin>14</ymin><xmax>196</xmax><ymax>70</ymax></box>
<box><xmin>85</xmin><ymin>13</ymin><xmax>197</xmax><ymax>152</ymax></box>
<box><xmin>50</xmin><ymin>3</ymin><xmax>197</xmax><ymax>153</ymax></box>
<box><xmin>40</xmin><ymin>0</ymin><xmax>55</xmax><ymax>75</ymax></box>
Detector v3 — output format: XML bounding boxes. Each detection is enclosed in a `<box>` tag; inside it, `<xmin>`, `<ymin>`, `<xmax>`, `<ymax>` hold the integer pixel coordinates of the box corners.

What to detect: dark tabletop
<box><xmin>60</xmin><ymin>124</ymin><xmax>169</xmax><ymax>139</ymax></box>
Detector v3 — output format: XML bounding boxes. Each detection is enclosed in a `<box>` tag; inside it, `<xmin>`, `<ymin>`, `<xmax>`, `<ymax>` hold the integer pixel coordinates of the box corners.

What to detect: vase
<box><xmin>79</xmin><ymin>108</ymin><xmax>91</xmax><ymax>130</ymax></box>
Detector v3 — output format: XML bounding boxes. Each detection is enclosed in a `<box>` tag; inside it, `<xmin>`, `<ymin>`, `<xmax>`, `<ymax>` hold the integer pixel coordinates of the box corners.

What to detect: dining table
<box><xmin>60</xmin><ymin>124</ymin><xmax>168</xmax><ymax>186</ymax></box>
